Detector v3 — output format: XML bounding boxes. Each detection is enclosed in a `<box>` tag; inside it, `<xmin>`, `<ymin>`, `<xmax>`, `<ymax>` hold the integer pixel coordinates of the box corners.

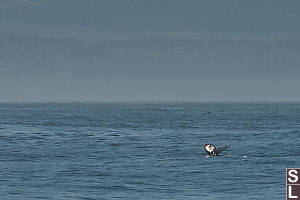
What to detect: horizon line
<box><xmin>1</xmin><ymin>101</ymin><xmax>300</xmax><ymax>104</ymax></box>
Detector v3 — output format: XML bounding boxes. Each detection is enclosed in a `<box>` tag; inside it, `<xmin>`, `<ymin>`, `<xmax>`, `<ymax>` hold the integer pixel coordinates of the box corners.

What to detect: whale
<box><xmin>204</xmin><ymin>144</ymin><xmax>230</xmax><ymax>156</ymax></box>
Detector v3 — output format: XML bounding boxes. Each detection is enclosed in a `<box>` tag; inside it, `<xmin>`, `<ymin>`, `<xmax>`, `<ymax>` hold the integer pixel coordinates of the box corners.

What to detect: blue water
<box><xmin>0</xmin><ymin>103</ymin><xmax>300</xmax><ymax>199</ymax></box>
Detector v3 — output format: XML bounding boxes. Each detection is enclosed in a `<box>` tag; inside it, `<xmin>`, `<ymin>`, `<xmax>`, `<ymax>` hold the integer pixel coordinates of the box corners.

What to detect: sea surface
<box><xmin>0</xmin><ymin>103</ymin><xmax>300</xmax><ymax>200</ymax></box>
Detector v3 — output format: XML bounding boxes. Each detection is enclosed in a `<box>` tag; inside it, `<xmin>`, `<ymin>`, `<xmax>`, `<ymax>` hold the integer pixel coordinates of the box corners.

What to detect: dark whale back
<box><xmin>215</xmin><ymin>144</ymin><xmax>230</xmax><ymax>155</ymax></box>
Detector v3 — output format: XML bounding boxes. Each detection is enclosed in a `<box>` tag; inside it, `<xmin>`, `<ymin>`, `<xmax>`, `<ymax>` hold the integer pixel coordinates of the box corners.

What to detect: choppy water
<box><xmin>0</xmin><ymin>103</ymin><xmax>300</xmax><ymax>199</ymax></box>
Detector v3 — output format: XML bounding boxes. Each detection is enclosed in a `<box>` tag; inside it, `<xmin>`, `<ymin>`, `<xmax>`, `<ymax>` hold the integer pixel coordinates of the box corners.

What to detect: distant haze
<box><xmin>1</xmin><ymin>0</ymin><xmax>300</xmax><ymax>102</ymax></box>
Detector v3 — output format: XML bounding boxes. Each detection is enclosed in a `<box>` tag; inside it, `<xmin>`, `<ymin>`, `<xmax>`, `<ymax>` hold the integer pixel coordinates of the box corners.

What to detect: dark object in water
<box><xmin>204</xmin><ymin>144</ymin><xmax>230</xmax><ymax>156</ymax></box>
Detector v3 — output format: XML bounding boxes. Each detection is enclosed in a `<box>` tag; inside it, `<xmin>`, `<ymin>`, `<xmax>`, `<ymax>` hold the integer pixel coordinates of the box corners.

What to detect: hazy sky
<box><xmin>0</xmin><ymin>0</ymin><xmax>299</xmax><ymax>102</ymax></box>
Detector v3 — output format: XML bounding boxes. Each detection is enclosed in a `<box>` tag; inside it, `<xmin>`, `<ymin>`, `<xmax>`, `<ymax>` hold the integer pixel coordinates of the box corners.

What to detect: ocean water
<box><xmin>0</xmin><ymin>103</ymin><xmax>300</xmax><ymax>200</ymax></box>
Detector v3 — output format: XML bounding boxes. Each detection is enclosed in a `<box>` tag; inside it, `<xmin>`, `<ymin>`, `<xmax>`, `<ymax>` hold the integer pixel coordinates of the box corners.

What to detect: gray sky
<box><xmin>0</xmin><ymin>0</ymin><xmax>300</xmax><ymax>102</ymax></box>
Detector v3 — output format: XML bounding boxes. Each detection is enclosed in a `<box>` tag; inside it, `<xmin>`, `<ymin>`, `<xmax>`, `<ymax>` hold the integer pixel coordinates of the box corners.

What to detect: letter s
<box><xmin>288</xmin><ymin>170</ymin><xmax>299</xmax><ymax>183</ymax></box>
